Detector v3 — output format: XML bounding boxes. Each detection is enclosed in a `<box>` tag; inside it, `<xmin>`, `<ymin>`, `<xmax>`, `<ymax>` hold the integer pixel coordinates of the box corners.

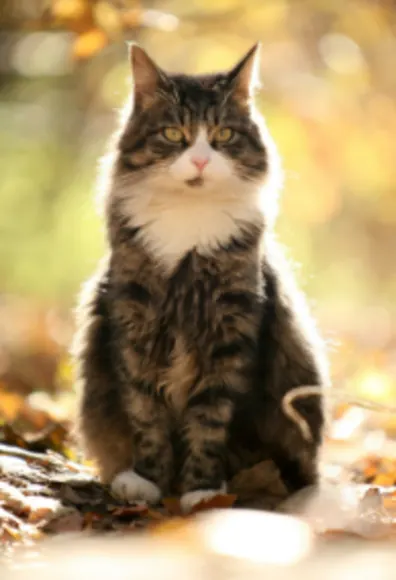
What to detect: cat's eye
<box><xmin>214</xmin><ymin>128</ymin><xmax>234</xmax><ymax>143</ymax></box>
<box><xmin>163</xmin><ymin>127</ymin><xmax>184</xmax><ymax>143</ymax></box>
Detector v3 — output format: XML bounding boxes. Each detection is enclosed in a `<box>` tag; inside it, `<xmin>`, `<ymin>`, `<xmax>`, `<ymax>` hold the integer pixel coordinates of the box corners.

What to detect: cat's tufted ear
<box><xmin>227</xmin><ymin>43</ymin><xmax>261</xmax><ymax>100</ymax></box>
<box><xmin>129</xmin><ymin>44</ymin><xmax>168</xmax><ymax>105</ymax></box>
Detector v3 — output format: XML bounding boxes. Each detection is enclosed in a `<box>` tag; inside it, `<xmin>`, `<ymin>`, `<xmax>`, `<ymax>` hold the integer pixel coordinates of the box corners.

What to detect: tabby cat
<box><xmin>73</xmin><ymin>44</ymin><xmax>328</xmax><ymax>512</ymax></box>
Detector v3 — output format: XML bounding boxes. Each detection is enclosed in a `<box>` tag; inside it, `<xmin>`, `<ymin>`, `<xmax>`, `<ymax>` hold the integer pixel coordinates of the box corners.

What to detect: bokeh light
<box><xmin>0</xmin><ymin>0</ymin><xmax>395</xmax><ymax>420</ymax></box>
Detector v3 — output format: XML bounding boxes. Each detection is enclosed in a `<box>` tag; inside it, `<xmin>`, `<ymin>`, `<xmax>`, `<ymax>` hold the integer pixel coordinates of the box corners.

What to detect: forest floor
<box><xmin>1</xmin><ymin>388</ymin><xmax>396</xmax><ymax>557</ymax></box>
<box><xmin>1</xmin><ymin>305</ymin><xmax>396</xmax><ymax>571</ymax></box>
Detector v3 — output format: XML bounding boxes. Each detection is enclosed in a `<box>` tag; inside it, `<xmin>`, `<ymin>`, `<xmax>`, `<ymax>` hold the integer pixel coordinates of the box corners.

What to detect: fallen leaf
<box><xmin>82</xmin><ymin>511</ymin><xmax>100</xmax><ymax>528</ymax></box>
<box><xmin>0</xmin><ymin>390</ymin><xmax>25</xmax><ymax>422</ymax></box>
<box><xmin>42</xmin><ymin>507</ymin><xmax>83</xmax><ymax>534</ymax></box>
<box><xmin>22</xmin><ymin>422</ymin><xmax>69</xmax><ymax>454</ymax></box>
<box><xmin>373</xmin><ymin>473</ymin><xmax>395</xmax><ymax>486</ymax></box>
<box><xmin>0</xmin><ymin>481</ymin><xmax>27</xmax><ymax>514</ymax></box>
<box><xmin>190</xmin><ymin>494</ymin><xmax>237</xmax><ymax>513</ymax></box>
<box><xmin>26</xmin><ymin>497</ymin><xmax>63</xmax><ymax>524</ymax></box>
<box><xmin>1</xmin><ymin>424</ymin><xmax>28</xmax><ymax>448</ymax></box>
<box><xmin>146</xmin><ymin>509</ymin><xmax>166</xmax><ymax>520</ymax></box>
<box><xmin>229</xmin><ymin>459</ymin><xmax>288</xmax><ymax>507</ymax></box>
<box><xmin>1</xmin><ymin>522</ymin><xmax>22</xmax><ymax>543</ymax></box>
<box><xmin>164</xmin><ymin>493</ymin><xmax>237</xmax><ymax>515</ymax></box>
<box><xmin>111</xmin><ymin>504</ymin><xmax>149</xmax><ymax>519</ymax></box>
<box><xmin>162</xmin><ymin>497</ymin><xmax>182</xmax><ymax>516</ymax></box>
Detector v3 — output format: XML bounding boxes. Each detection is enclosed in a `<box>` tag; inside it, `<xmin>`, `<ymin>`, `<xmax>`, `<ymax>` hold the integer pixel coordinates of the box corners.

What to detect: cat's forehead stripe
<box><xmin>192</xmin><ymin>127</ymin><xmax>209</xmax><ymax>147</ymax></box>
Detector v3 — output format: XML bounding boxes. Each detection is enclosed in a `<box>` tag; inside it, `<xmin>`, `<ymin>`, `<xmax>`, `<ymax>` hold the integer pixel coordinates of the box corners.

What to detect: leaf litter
<box><xmin>2</xmin><ymin>380</ymin><xmax>396</xmax><ymax>558</ymax></box>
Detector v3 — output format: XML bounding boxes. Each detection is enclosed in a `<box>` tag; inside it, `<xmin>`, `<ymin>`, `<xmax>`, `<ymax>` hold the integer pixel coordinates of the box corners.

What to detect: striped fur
<box><xmin>73</xmin><ymin>45</ymin><xmax>328</xmax><ymax>506</ymax></box>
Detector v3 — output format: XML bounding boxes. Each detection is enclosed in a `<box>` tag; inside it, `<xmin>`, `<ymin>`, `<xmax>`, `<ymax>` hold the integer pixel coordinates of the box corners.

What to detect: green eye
<box><xmin>163</xmin><ymin>127</ymin><xmax>184</xmax><ymax>143</ymax></box>
<box><xmin>215</xmin><ymin>127</ymin><xmax>234</xmax><ymax>143</ymax></box>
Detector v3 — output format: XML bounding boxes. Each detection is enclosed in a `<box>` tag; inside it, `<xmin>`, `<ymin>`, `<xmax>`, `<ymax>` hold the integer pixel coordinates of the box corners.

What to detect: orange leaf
<box><xmin>72</xmin><ymin>29</ymin><xmax>108</xmax><ymax>60</ymax></box>
<box><xmin>163</xmin><ymin>493</ymin><xmax>237</xmax><ymax>516</ymax></box>
<box><xmin>146</xmin><ymin>509</ymin><xmax>166</xmax><ymax>520</ymax></box>
<box><xmin>373</xmin><ymin>473</ymin><xmax>396</xmax><ymax>486</ymax></box>
<box><xmin>83</xmin><ymin>511</ymin><xmax>102</xmax><ymax>528</ymax></box>
<box><xmin>190</xmin><ymin>493</ymin><xmax>237</xmax><ymax>514</ymax></box>
<box><xmin>383</xmin><ymin>494</ymin><xmax>396</xmax><ymax>511</ymax></box>
<box><xmin>0</xmin><ymin>390</ymin><xmax>25</xmax><ymax>422</ymax></box>
<box><xmin>162</xmin><ymin>497</ymin><xmax>182</xmax><ymax>516</ymax></box>
<box><xmin>363</xmin><ymin>465</ymin><xmax>378</xmax><ymax>479</ymax></box>
<box><xmin>111</xmin><ymin>505</ymin><xmax>148</xmax><ymax>518</ymax></box>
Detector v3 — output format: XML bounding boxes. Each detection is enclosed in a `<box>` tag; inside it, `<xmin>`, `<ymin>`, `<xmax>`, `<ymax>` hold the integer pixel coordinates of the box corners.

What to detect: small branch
<box><xmin>329</xmin><ymin>392</ymin><xmax>396</xmax><ymax>415</ymax></box>
<box><xmin>282</xmin><ymin>385</ymin><xmax>396</xmax><ymax>443</ymax></box>
<box><xmin>282</xmin><ymin>386</ymin><xmax>322</xmax><ymax>442</ymax></box>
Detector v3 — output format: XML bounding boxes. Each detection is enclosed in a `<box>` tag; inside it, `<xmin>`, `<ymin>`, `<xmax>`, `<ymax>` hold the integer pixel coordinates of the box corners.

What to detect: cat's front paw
<box><xmin>180</xmin><ymin>484</ymin><xmax>227</xmax><ymax>514</ymax></box>
<box><xmin>111</xmin><ymin>469</ymin><xmax>162</xmax><ymax>504</ymax></box>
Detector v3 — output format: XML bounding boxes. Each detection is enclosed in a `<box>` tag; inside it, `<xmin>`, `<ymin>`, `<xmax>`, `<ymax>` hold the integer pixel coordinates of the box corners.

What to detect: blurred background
<box><xmin>0</xmin><ymin>0</ymin><xmax>395</xmax><ymax>431</ymax></box>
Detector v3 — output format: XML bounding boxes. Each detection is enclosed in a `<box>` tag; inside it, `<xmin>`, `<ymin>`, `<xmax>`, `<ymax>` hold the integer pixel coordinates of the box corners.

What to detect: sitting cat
<box><xmin>73</xmin><ymin>43</ymin><xmax>329</xmax><ymax>512</ymax></box>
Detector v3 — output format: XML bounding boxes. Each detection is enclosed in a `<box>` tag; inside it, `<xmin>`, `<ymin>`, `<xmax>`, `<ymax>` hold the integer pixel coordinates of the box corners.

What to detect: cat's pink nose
<box><xmin>191</xmin><ymin>157</ymin><xmax>209</xmax><ymax>172</ymax></box>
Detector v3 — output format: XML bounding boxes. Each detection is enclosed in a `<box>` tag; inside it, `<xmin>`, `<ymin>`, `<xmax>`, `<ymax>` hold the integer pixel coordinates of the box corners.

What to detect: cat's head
<box><xmin>110</xmin><ymin>44</ymin><xmax>280</xmax><ymax>204</ymax></box>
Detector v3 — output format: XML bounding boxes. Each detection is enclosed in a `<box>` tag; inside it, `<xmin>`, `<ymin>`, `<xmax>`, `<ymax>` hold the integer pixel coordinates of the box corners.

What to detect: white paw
<box><xmin>180</xmin><ymin>483</ymin><xmax>227</xmax><ymax>514</ymax></box>
<box><xmin>111</xmin><ymin>470</ymin><xmax>161</xmax><ymax>504</ymax></box>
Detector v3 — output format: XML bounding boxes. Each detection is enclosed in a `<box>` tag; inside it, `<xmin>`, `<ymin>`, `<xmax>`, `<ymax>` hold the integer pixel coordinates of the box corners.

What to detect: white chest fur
<box><xmin>124</xmin><ymin>187</ymin><xmax>263</xmax><ymax>269</ymax></box>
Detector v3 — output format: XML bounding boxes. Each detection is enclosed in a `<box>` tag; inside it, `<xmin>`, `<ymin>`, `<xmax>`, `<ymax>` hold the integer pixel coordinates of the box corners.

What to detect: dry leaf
<box><xmin>229</xmin><ymin>459</ymin><xmax>288</xmax><ymax>509</ymax></box>
<box><xmin>162</xmin><ymin>497</ymin><xmax>182</xmax><ymax>516</ymax></box>
<box><xmin>164</xmin><ymin>493</ymin><xmax>237</xmax><ymax>516</ymax></box>
<box><xmin>111</xmin><ymin>505</ymin><xmax>149</xmax><ymax>519</ymax></box>
<box><xmin>146</xmin><ymin>508</ymin><xmax>166</xmax><ymax>520</ymax></box>
<box><xmin>0</xmin><ymin>481</ymin><xmax>27</xmax><ymax>514</ymax></box>
<box><xmin>26</xmin><ymin>497</ymin><xmax>63</xmax><ymax>524</ymax></box>
<box><xmin>0</xmin><ymin>390</ymin><xmax>25</xmax><ymax>422</ymax></box>
<box><xmin>1</xmin><ymin>424</ymin><xmax>28</xmax><ymax>448</ymax></box>
<box><xmin>190</xmin><ymin>493</ymin><xmax>237</xmax><ymax>513</ymax></box>
<box><xmin>42</xmin><ymin>507</ymin><xmax>83</xmax><ymax>533</ymax></box>
<box><xmin>373</xmin><ymin>473</ymin><xmax>395</xmax><ymax>486</ymax></box>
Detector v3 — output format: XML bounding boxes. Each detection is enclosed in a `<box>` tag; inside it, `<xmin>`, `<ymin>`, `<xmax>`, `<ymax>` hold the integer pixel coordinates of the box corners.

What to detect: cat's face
<box><xmin>117</xmin><ymin>45</ymin><xmax>270</xmax><ymax>196</ymax></box>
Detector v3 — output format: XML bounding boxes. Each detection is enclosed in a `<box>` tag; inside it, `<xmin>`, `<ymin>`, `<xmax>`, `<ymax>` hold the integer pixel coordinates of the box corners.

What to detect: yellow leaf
<box><xmin>0</xmin><ymin>389</ymin><xmax>25</xmax><ymax>422</ymax></box>
<box><xmin>373</xmin><ymin>473</ymin><xmax>395</xmax><ymax>487</ymax></box>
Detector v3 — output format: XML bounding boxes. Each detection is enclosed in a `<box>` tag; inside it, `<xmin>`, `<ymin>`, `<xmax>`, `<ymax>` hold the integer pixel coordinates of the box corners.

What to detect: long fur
<box><xmin>73</xmin><ymin>45</ymin><xmax>328</xmax><ymax>503</ymax></box>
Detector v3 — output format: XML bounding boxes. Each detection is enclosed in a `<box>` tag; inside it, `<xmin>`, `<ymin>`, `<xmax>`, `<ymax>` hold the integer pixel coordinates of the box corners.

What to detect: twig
<box><xmin>328</xmin><ymin>392</ymin><xmax>396</xmax><ymax>415</ymax></box>
<box><xmin>0</xmin><ymin>443</ymin><xmax>58</xmax><ymax>465</ymax></box>
<box><xmin>282</xmin><ymin>386</ymin><xmax>322</xmax><ymax>442</ymax></box>
<box><xmin>0</xmin><ymin>444</ymin><xmax>91</xmax><ymax>474</ymax></box>
<box><xmin>281</xmin><ymin>386</ymin><xmax>396</xmax><ymax>443</ymax></box>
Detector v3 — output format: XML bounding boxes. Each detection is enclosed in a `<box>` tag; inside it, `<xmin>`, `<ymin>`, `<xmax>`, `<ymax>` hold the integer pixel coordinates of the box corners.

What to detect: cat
<box><xmin>73</xmin><ymin>43</ymin><xmax>329</xmax><ymax>513</ymax></box>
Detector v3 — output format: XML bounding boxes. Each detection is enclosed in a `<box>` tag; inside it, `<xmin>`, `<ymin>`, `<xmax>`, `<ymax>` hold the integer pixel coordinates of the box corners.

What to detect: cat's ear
<box><xmin>227</xmin><ymin>43</ymin><xmax>261</xmax><ymax>100</ymax></box>
<box><xmin>129</xmin><ymin>44</ymin><xmax>168</xmax><ymax>104</ymax></box>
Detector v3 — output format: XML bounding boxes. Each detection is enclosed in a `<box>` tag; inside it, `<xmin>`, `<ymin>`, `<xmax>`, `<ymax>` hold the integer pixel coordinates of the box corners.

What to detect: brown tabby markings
<box><xmin>74</xmin><ymin>44</ymin><xmax>328</xmax><ymax>501</ymax></box>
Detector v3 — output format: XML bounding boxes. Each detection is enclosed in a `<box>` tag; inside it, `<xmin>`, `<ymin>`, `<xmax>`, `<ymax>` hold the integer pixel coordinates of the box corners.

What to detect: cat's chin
<box><xmin>185</xmin><ymin>176</ymin><xmax>204</xmax><ymax>187</ymax></box>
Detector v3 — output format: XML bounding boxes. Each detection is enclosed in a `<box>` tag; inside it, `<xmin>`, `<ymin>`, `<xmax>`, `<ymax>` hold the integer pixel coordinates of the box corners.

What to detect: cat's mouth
<box><xmin>186</xmin><ymin>176</ymin><xmax>204</xmax><ymax>187</ymax></box>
